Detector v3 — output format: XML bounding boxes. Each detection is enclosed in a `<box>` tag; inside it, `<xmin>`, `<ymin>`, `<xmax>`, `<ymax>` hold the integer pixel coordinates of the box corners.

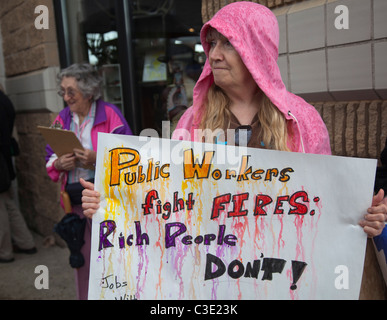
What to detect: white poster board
<box><xmin>88</xmin><ymin>133</ymin><xmax>376</xmax><ymax>300</ymax></box>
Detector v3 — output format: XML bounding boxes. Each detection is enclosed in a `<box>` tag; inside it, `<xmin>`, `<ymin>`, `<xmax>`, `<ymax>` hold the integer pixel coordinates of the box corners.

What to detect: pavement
<box><xmin>0</xmin><ymin>231</ymin><xmax>77</xmax><ymax>300</ymax></box>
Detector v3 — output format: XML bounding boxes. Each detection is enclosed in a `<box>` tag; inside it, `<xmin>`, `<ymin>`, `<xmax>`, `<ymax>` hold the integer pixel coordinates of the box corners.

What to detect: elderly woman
<box><xmin>45</xmin><ymin>63</ymin><xmax>132</xmax><ymax>300</ymax></box>
<box><xmin>82</xmin><ymin>4</ymin><xmax>385</xmax><ymax>236</ymax></box>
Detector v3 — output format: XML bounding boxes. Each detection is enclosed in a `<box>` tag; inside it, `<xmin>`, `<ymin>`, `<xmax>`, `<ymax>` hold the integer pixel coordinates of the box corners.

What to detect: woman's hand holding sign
<box><xmin>80</xmin><ymin>178</ymin><xmax>100</xmax><ymax>219</ymax></box>
<box><xmin>360</xmin><ymin>189</ymin><xmax>387</xmax><ymax>237</ymax></box>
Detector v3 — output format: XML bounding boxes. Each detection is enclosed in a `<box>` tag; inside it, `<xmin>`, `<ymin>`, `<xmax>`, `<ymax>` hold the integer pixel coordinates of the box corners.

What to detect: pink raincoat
<box><xmin>172</xmin><ymin>1</ymin><xmax>331</xmax><ymax>155</ymax></box>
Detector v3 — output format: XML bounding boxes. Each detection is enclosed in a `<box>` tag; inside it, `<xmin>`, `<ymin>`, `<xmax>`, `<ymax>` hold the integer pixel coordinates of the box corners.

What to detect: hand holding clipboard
<box><xmin>38</xmin><ymin>126</ymin><xmax>95</xmax><ymax>170</ymax></box>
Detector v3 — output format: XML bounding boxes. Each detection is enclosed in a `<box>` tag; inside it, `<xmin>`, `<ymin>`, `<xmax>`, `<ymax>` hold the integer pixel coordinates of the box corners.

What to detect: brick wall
<box><xmin>314</xmin><ymin>101</ymin><xmax>387</xmax><ymax>160</ymax></box>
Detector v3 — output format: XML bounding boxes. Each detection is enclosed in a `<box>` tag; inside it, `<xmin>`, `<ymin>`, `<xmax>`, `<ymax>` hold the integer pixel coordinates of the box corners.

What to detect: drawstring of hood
<box><xmin>287</xmin><ymin>110</ymin><xmax>305</xmax><ymax>153</ymax></box>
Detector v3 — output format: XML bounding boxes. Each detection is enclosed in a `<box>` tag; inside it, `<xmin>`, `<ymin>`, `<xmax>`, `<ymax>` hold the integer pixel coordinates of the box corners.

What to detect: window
<box><xmin>54</xmin><ymin>0</ymin><xmax>204</xmax><ymax>134</ymax></box>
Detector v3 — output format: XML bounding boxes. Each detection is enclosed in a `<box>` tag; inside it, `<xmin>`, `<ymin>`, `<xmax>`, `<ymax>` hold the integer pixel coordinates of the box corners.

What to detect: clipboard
<box><xmin>38</xmin><ymin>126</ymin><xmax>84</xmax><ymax>157</ymax></box>
<box><xmin>38</xmin><ymin>126</ymin><xmax>94</xmax><ymax>170</ymax></box>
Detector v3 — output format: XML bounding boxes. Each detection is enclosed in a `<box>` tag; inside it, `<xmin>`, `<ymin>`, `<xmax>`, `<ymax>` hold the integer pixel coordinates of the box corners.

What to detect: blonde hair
<box><xmin>199</xmin><ymin>83</ymin><xmax>290</xmax><ymax>151</ymax></box>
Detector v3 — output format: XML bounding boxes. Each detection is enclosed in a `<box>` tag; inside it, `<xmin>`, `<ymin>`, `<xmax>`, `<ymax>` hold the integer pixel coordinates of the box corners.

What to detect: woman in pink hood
<box><xmin>172</xmin><ymin>1</ymin><xmax>330</xmax><ymax>154</ymax></box>
<box><xmin>82</xmin><ymin>2</ymin><xmax>386</xmax><ymax>239</ymax></box>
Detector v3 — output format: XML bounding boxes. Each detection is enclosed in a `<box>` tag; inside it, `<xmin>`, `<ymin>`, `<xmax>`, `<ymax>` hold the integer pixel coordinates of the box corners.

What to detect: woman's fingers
<box><xmin>80</xmin><ymin>178</ymin><xmax>100</xmax><ymax>218</ymax></box>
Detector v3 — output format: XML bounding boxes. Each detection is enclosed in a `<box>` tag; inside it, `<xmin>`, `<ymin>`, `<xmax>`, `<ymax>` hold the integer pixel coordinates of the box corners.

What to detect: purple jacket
<box><xmin>45</xmin><ymin>99</ymin><xmax>132</xmax><ymax>201</ymax></box>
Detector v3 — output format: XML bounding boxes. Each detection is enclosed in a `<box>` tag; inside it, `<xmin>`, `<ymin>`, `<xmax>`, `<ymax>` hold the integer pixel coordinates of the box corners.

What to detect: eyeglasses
<box><xmin>57</xmin><ymin>88</ymin><xmax>78</xmax><ymax>98</ymax></box>
<box><xmin>234</xmin><ymin>125</ymin><xmax>252</xmax><ymax>146</ymax></box>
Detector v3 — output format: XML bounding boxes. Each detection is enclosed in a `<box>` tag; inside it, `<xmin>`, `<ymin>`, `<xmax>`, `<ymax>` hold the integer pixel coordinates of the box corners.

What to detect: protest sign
<box><xmin>88</xmin><ymin>133</ymin><xmax>376</xmax><ymax>300</ymax></box>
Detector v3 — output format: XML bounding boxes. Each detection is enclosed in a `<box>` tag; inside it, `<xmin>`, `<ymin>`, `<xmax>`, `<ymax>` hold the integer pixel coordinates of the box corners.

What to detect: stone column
<box><xmin>0</xmin><ymin>0</ymin><xmax>63</xmax><ymax>235</ymax></box>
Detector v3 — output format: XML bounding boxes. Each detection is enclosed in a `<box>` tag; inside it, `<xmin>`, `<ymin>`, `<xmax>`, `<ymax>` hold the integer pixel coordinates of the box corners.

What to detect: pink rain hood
<box><xmin>173</xmin><ymin>1</ymin><xmax>331</xmax><ymax>155</ymax></box>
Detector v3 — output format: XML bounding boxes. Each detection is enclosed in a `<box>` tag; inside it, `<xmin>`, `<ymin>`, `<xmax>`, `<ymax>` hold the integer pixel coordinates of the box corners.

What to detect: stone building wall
<box><xmin>314</xmin><ymin>100</ymin><xmax>387</xmax><ymax>160</ymax></box>
<box><xmin>202</xmin><ymin>0</ymin><xmax>302</xmax><ymax>23</ymax></box>
<box><xmin>0</xmin><ymin>0</ymin><xmax>59</xmax><ymax>76</ymax></box>
<box><xmin>0</xmin><ymin>0</ymin><xmax>63</xmax><ymax>235</ymax></box>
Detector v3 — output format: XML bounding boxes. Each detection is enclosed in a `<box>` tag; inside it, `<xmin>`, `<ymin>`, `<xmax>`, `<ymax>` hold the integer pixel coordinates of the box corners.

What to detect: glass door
<box><xmin>54</xmin><ymin>0</ymin><xmax>205</xmax><ymax>134</ymax></box>
<box><xmin>130</xmin><ymin>0</ymin><xmax>205</xmax><ymax>135</ymax></box>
